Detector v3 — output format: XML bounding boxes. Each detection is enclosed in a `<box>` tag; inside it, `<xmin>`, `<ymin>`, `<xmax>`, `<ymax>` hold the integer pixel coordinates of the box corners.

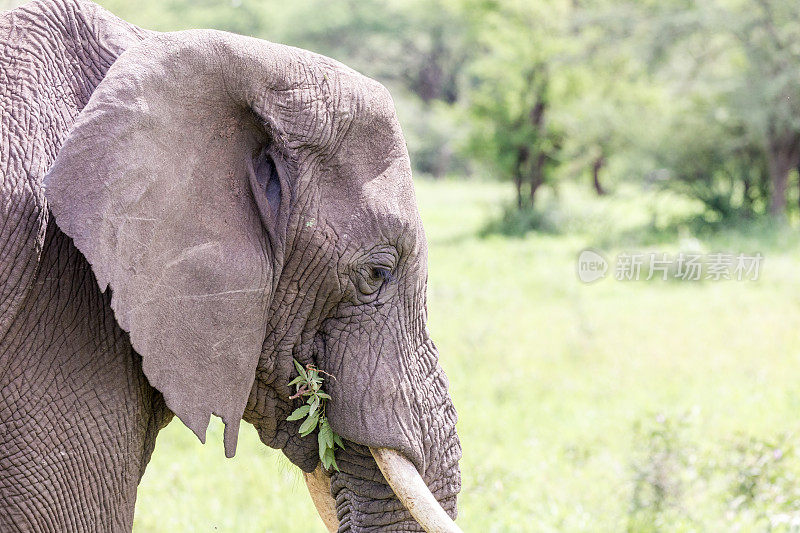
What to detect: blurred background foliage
<box><xmin>5</xmin><ymin>0</ymin><xmax>799</xmax><ymax>225</ymax></box>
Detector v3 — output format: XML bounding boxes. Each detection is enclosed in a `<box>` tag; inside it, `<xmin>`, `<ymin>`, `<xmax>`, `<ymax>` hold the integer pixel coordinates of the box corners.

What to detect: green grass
<box><xmin>134</xmin><ymin>180</ymin><xmax>800</xmax><ymax>532</ymax></box>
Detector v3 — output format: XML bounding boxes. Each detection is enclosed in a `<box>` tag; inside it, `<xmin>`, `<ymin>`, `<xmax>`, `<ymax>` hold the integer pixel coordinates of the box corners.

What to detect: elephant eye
<box><xmin>353</xmin><ymin>265</ymin><xmax>395</xmax><ymax>298</ymax></box>
<box><xmin>351</xmin><ymin>250</ymin><xmax>398</xmax><ymax>299</ymax></box>
<box><xmin>370</xmin><ymin>266</ymin><xmax>394</xmax><ymax>283</ymax></box>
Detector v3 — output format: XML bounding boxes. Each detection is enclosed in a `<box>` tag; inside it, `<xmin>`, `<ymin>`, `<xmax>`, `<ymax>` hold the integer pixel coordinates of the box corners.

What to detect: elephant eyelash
<box><xmin>370</xmin><ymin>266</ymin><xmax>395</xmax><ymax>283</ymax></box>
<box><xmin>372</xmin><ymin>267</ymin><xmax>394</xmax><ymax>305</ymax></box>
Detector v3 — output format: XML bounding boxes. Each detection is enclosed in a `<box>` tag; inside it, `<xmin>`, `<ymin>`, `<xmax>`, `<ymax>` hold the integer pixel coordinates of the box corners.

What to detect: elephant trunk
<box><xmin>305</xmin><ymin>448</ymin><xmax>461</xmax><ymax>533</ymax></box>
<box><xmin>306</xmin><ymin>334</ymin><xmax>461</xmax><ymax>532</ymax></box>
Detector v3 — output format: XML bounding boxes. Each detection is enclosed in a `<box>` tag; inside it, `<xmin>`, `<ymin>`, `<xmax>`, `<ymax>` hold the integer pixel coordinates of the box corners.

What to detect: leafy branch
<box><xmin>286</xmin><ymin>359</ymin><xmax>345</xmax><ymax>471</ymax></box>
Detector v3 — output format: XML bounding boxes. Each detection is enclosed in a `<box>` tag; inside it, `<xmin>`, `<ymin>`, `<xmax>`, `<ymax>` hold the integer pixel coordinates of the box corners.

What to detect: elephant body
<box><xmin>0</xmin><ymin>1</ymin><xmax>461</xmax><ymax>531</ymax></box>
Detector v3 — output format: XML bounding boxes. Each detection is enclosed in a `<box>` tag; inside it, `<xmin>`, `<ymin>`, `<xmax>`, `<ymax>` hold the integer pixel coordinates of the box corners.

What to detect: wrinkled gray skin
<box><xmin>0</xmin><ymin>0</ymin><xmax>461</xmax><ymax>531</ymax></box>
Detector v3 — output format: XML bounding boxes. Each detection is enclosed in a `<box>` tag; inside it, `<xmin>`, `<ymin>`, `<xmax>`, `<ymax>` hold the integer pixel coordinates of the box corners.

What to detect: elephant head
<box><xmin>43</xmin><ymin>27</ymin><xmax>461</xmax><ymax>532</ymax></box>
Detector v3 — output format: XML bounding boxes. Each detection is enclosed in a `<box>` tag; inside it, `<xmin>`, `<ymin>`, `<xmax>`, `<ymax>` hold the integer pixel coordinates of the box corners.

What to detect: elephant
<box><xmin>0</xmin><ymin>0</ymin><xmax>462</xmax><ymax>531</ymax></box>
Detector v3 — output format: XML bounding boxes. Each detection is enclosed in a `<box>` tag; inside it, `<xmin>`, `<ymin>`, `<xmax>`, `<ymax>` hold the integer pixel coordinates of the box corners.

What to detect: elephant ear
<box><xmin>44</xmin><ymin>31</ymin><xmax>290</xmax><ymax>457</ymax></box>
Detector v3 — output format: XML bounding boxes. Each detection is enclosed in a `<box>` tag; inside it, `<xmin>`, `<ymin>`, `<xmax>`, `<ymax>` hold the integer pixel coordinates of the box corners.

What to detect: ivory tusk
<box><xmin>370</xmin><ymin>447</ymin><xmax>463</xmax><ymax>533</ymax></box>
<box><xmin>303</xmin><ymin>465</ymin><xmax>339</xmax><ymax>533</ymax></box>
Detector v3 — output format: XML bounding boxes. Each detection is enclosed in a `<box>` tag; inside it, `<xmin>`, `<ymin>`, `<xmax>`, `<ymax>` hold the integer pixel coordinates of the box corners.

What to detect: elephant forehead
<box><xmin>260</xmin><ymin>51</ymin><xmax>400</xmax><ymax>154</ymax></box>
<box><xmin>320</xmin><ymin>142</ymin><xmax>421</xmax><ymax>242</ymax></box>
<box><xmin>296</xmin><ymin>73</ymin><xmax>421</xmax><ymax>247</ymax></box>
<box><xmin>320</xmin><ymin>90</ymin><xmax>414</xmax><ymax>207</ymax></box>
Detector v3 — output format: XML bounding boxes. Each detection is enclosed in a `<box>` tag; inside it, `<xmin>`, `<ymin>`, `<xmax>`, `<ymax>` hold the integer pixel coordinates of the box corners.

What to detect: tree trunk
<box><xmin>592</xmin><ymin>155</ymin><xmax>606</xmax><ymax>195</ymax></box>
<box><xmin>528</xmin><ymin>152</ymin><xmax>547</xmax><ymax>208</ymax></box>
<box><xmin>529</xmin><ymin>177</ymin><xmax>542</xmax><ymax>207</ymax></box>
<box><xmin>768</xmin><ymin>155</ymin><xmax>791</xmax><ymax>218</ymax></box>
<box><xmin>797</xmin><ymin>162</ymin><xmax>800</xmax><ymax>215</ymax></box>
<box><xmin>514</xmin><ymin>145</ymin><xmax>530</xmax><ymax>209</ymax></box>
<box><xmin>742</xmin><ymin>172</ymin><xmax>752</xmax><ymax>215</ymax></box>
<box><xmin>767</xmin><ymin>133</ymin><xmax>800</xmax><ymax>218</ymax></box>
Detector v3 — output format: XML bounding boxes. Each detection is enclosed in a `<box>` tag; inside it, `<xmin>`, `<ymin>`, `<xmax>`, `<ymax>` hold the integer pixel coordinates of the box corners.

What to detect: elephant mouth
<box><xmin>304</xmin><ymin>443</ymin><xmax>461</xmax><ymax>532</ymax></box>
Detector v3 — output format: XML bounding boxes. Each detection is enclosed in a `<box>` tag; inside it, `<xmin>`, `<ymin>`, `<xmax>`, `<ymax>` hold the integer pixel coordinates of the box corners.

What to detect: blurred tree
<box><xmin>733</xmin><ymin>0</ymin><xmax>800</xmax><ymax>218</ymax></box>
<box><xmin>558</xmin><ymin>1</ymin><xmax>647</xmax><ymax>197</ymax></box>
<box><xmin>654</xmin><ymin>102</ymin><xmax>771</xmax><ymax>219</ymax></box>
<box><xmin>631</xmin><ymin>0</ymin><xmax>800</xmax><ymax>220</ymax></box>
<box><xmin>464</xmin><ymin>0</ymin><xmax>569</xmax><ymax>209</ymax></box>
